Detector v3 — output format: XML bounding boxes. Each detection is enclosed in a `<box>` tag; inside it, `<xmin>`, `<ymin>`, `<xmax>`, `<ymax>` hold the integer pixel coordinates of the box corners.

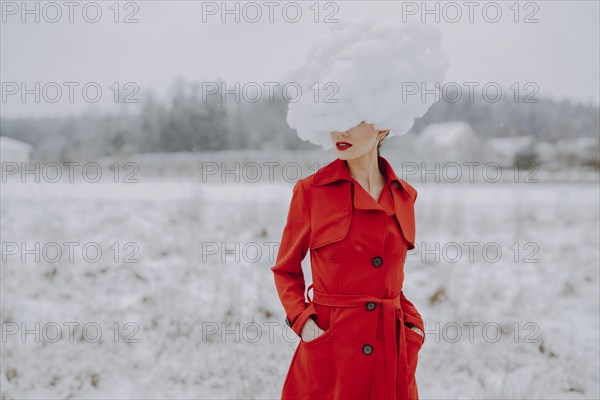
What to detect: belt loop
<box><xmin>307</xmin><ymin>283</ymin><xmax>314</xmax><ymax>303</ymax></box>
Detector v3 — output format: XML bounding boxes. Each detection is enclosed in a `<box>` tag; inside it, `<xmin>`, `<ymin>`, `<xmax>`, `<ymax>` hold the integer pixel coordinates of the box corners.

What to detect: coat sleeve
<box><xmin>400</xmin><ymin>291</ymin><xmax>425</xmax><ymax>334</ymax></box>
<box><xmin>271</xmin><ymin>179</ymin><xmax>318</xmax><ymax>338</ymax></box>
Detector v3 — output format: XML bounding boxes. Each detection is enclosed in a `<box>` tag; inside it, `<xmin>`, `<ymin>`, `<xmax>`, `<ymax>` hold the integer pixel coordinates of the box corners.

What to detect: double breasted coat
<box><xmin>271</xmin><ymin>155</ymin><xmax>425</xmax><ymax>400</ymax></box>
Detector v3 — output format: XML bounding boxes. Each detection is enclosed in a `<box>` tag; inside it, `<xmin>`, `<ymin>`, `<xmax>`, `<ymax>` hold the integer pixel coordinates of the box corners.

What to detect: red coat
<box><xmin>271</xmin><ymin>155</ymin><xmax>426</xmax><ymax>400</ymax></box>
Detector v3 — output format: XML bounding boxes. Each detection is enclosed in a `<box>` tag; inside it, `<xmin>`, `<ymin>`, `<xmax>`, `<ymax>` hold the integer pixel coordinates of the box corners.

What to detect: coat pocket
<box><xmin>291</xmin><ymin>306</ymin><xmax>336</xmax><ymax>398</ymax></box>
<box><xmin>397</xmin><ymin>309</ymin><xmax>424</xmax><ymax>381</ymax></box>
<box><xmin>404</xmin><ymin>319</ymin><xmax>424</xmax><ymax>381</ymax></box>
<box><xmin>284</xmin><ymin>331</ymin><xmax>335</xmax><ymax>399</ymax></box>
<box><xmin>300</xmin><ymin>304</ymin><xmax>336</xmax><ymax>346</ymax></box>
<box><xmin>405</xmin><ymin>322</ymin><xmax>425</xmax><ymax>346</ymax></box>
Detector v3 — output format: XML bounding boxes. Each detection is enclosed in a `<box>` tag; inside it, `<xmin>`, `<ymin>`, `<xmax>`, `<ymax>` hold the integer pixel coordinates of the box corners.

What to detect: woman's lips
<box><xmin>336</xmin><ymin>142</ymin><xmax>353</xmax><ymax>151</ymax></box>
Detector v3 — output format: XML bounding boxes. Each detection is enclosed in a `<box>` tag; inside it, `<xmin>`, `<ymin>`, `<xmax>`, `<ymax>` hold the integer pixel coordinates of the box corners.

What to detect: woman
<box><xmin>271</xmin><ymin>120</ymin><xmax>426</xmax><ymax>400</ymax></box>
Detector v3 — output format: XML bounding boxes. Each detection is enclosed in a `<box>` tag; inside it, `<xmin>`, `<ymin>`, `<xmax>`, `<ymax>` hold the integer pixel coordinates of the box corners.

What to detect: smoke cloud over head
<box><xmin>285</xmin><ymin>15</ymin><xmax>452</xmax><ymax>151</ymax></box>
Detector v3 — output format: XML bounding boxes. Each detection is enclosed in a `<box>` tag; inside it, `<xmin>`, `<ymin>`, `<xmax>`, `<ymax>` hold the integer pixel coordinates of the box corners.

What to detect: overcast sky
<box><xmin>1</xmin><ymin>0</ymin><xmax>598</xmax><ymax>119</ymax></box>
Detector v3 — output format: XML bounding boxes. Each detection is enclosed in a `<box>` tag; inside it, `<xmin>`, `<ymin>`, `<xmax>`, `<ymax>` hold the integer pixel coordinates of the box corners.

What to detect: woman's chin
<box><xmin>336</xmin><ymin>153</ymin><xmax>359</xmax><ymax>161</ymax></box>
<box><xmin>334</xmin><ymin>147</ymin><xmax>354</xmax><ymax>157</ymax></box>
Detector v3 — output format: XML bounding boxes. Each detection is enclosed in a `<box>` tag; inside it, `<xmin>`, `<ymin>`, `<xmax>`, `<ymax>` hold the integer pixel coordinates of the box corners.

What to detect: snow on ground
<box><xmin>1</xmin><ymin>154</ymin><xmax>599</xmax><ymax>399</ymax></box>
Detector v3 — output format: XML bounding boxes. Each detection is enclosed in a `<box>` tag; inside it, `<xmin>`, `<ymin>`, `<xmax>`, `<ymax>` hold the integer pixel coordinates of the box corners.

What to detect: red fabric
<box><xmin>271</xmin><ymin>155</ymin><xmax>424</xmax><ymax>400</ymax></box>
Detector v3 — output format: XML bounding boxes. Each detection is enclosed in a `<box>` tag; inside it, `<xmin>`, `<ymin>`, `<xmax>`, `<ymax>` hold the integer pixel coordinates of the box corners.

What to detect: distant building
<box><xmin>414</xmin><ymin>121</ymin><xmax>491</xmax><ymax>163</ymax></box>
<box><xmin>1</xmin><ymin>136</ymin><xmax>33</xmax><ymax>163</ymax></box>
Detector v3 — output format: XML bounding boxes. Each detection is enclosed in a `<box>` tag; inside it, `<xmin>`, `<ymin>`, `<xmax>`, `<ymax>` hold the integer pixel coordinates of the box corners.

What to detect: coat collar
<box><xmin>310</xmin><ymin>155</ymin><xmax>416</xmax><ymax>249</ymax></box>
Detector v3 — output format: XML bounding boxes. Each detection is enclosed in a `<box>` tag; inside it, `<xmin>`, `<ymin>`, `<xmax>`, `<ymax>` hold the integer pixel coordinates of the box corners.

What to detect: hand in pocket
<box><xmin>406</xmin><ymin>322</ymin><xmax>424</xmax><ymax>338</ymax></box>
<box><xmin>301</xmin><ymin>318</ymin><xmax>326</xmax><ymax>343</ymax></box>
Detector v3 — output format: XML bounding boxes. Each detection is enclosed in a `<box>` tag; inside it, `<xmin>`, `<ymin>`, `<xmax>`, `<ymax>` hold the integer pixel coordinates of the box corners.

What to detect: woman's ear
<box><xmin>378</xmin><ymin>129</ymin><xmax>390</xmax><ymax>140</ymax></box>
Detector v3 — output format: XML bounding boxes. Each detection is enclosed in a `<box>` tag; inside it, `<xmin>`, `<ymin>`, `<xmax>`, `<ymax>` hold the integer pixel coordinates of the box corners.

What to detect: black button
<box><xmin>362</xmin><ymin>344</ymin><xmax>373</xmax><ymax>355</ymax></box>
<box><xmin>365</xmin><ymin>302</ymin><xmax>376</xmax><ymax>311</ymax></box>
<box><xmin>371</xmin><ymin>256</ymin><xmax>383</xmax><ymax>267</ymax></box>
<box><xmin>285</xmin><ymin>317</ymin><xmax>291</xmax><ymax>327</ymax></box>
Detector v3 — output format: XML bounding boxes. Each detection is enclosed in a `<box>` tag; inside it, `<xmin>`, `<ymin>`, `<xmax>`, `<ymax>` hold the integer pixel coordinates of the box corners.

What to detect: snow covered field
<box><xmin>1</xmin><ymin>154</ymin><xmax>599</xmax><ymax>399</ymax></box>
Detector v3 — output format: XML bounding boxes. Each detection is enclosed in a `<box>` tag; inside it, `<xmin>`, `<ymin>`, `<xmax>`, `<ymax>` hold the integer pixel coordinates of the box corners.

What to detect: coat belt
<box><xmin>307</xmin><ymin>283</ymin><xmax>411</xmax><ymax>400</ymax></box>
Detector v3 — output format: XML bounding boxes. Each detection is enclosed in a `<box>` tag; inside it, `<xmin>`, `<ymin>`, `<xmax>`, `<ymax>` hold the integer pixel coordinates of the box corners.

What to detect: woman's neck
<box><xmin>344</xmin><ymin>152</ymin><xmax>385</xmax><ymax>193</ymax></box>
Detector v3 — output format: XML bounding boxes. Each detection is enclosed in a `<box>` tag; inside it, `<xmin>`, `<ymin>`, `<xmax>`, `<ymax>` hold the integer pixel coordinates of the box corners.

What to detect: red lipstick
<box><xmin>336</xmin><ymin>142</ymin><xmax>353</xmax><ymax>151</ymax></box>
